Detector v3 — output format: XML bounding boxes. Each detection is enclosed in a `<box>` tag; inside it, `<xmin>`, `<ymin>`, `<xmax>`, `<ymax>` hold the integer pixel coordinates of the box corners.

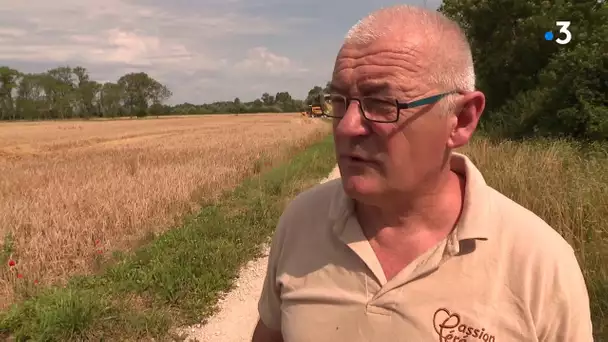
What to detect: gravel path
<box><xmin>180</xmin><ymin>166</ymin><xmax>341</xmax><ymax>342</ymax></box>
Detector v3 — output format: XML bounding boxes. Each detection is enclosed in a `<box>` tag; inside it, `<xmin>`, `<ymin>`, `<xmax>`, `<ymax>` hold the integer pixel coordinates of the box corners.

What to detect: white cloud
<box><xmin>78</xmin><ymin>29</ymin><xmax>190</xmax><ymax>66</ymax></box>
<box><xmin>0</xmin><ymin>29</ymin><xmax>193</xmax><ymax>67</ymax></box>
<box><xmin>0</xmin><ymin>0</ymin><xmax>288</xmax><ymax>68</ymax></box>
<box><xmin>234</xmin><ymin>47</ymin><xmax>308</xmax><ymax>75</ymax></box>
<box><xmin>0</xmin><ymin>0</ymin><xmax>354</xmax><ymax>103</ymax></box>
<box><xmin>0</xmin><ymin>27</ymin><xmax>27</xmax><ymax>38</ymax></box>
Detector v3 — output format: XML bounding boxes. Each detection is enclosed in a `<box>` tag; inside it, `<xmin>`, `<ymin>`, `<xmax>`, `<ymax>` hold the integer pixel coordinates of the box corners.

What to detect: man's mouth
<box><xmin>341</xmin><ymin>154</ymin><xmax>372</xmax><ymax>164</ymax></box>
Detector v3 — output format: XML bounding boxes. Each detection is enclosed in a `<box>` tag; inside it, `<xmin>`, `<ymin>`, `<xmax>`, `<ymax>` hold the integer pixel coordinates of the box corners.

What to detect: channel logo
<box><xmin>544</xmin><ymin>21</ymin><xmax>572</xmax><ymax>45</ymax></box>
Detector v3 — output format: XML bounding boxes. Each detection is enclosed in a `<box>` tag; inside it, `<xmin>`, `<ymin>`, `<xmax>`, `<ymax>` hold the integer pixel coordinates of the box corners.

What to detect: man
<box><xmin>252</xmin><ymin>5</ymin><xmax>594</xmax><ymax>342</ymax></box>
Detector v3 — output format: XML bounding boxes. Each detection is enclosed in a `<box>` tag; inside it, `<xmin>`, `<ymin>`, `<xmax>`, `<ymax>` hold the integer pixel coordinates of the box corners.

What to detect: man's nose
<box><xmin>334</xmin><ymin>100</ymin><xmax>368</xmax><ymax>136</ymax></box>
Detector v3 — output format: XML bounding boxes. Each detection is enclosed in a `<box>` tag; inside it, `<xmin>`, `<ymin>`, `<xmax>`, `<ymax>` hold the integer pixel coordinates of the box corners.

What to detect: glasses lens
<box><xmin>361</xmin><ymin>97</ymin><xmax>397</xmax><ymax>122</ymax></box>
<box><xmin>323</xmin><ymin>94</ymin><xmax>398</xmax><ymax>122</ymax></box>
<box><xmin>324</xmin><ymin>94</ymin><xmax>347</xmax><ymax>117</ymax></box>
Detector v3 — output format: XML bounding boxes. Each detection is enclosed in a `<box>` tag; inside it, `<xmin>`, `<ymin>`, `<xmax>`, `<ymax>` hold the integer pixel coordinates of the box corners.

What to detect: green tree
<box><xmin>117</xmin><ymin>72</ymin><xmax>170</xmax><ymax>117</ymax></box>
<box><xmin>16</xmin><ymin>73</ymin><xmax>46</xmax><ymax>120</ymax></box>
<box><xmin>261</xmin><ymin>92</ymin><xmax>274</xmax><ymax>105</ymax></box>
<box><xmin>439</xmin><ymin>0</ymin><xmax>607</xmax><ymax>140</ymax></box>
<box><xmin>305</xmin><ymin>86</ymin><xmax>324</xmax><ymax>105</ymax></box>
<box><xmin>99</xmin><ymin>82</ymin><xmax>125</xmax><ymax>118</ymax></box>
<box><xmin>0</xmin><ymin>67</ymin><xmax>21</xmax><ymax>120</ymax></box>
<box><xmin>73</xmin><ymin>66</ymin><xmax>102</xmax><ymax>118</ymax></box>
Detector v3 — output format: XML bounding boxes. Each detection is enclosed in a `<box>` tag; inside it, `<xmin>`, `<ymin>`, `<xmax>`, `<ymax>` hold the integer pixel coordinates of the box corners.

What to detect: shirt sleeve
<box><xmin>257</xmin><ymin>210</ymin><xmax>290</xmax><ymax>330</ymax></box>
<box><xmin>538</xmin><ymin>246</ymin><xmax>595</xmax><ymax>341</ymax></box>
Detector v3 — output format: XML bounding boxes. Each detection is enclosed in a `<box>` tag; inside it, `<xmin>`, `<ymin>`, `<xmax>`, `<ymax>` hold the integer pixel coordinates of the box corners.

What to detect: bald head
<box><xmin>345</xmin><ymin>5</ymin><xmax>449</xmax><ymax>45</ymax></box>
<box><xmin>342</xmin><ymin>5</ymin><xmax>475</xmax><ymax>108</ymax></box>
<box><xmin>331</xmin><ymin>5</ymin><xmax>486</xmax><ymax>204</ymax></box>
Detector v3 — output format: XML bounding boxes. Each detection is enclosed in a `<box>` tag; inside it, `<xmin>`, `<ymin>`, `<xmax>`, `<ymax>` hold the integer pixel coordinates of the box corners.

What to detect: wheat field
<box><xmin>0</xmin><ymin>114</ymin><xmax>331</xmax><ymax>308</ymax></box>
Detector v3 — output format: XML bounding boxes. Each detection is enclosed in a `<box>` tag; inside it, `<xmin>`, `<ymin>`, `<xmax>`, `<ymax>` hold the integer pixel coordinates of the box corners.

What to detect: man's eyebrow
<box><xmin>328</xmin><ymin>83</ymin><xmax>346</xmax><ymax>94</ymax></box>
<box><xmin>358</xmin><ymin>82</ymin><xmax>393</xmax><ymax>95</ymax></box>
<box><xmin>328</xmin><ymin>82</ymin><xmax>394</xmax><ymax>95</ymax></box>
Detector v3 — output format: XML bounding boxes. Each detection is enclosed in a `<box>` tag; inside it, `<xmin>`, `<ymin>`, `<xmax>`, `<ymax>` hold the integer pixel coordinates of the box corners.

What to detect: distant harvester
<box><xmin>300</xmin><ymin>93</ymin><xmax>331</xmax><ymax>118</ymax></box>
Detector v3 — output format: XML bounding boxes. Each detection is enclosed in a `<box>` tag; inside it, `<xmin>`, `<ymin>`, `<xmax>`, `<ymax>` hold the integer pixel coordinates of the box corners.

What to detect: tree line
<box><xmin>171</xmin><ymin>83</ymin><xmax>330</xmax><ymax>115</ymax></box>
<box><xmin>0</xmin><ymin>65</ymin><xmax>332</xmax><ymax>120</ymax></box>
<box><xmin>0</xmin><ymin>66</ymin><xmax>173</xmax><ymax>120</ymax></box>
<box><xmin>439</xmin><ymin>0</ymin><xmax>607</xmax><ymax>141</ymax></box>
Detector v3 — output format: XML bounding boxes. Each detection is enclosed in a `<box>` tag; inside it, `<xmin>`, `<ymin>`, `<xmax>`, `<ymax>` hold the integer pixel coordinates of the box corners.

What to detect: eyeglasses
<box><xmin>322</xmin><ymin>91</ymin><xmax>458</xmax><ymax>123</ymax></box>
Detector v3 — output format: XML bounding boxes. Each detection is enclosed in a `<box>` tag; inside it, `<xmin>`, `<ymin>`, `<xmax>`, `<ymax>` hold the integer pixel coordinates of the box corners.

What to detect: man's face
<box><xmin>331</xmin><ymin>39</ymin><xmax>455</xmax><ymax>203</ymax></box>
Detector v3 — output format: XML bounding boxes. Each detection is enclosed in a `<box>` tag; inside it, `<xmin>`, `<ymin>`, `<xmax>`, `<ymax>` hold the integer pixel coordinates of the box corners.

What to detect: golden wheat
<box><xmin>0</xmin><ymin>114</ymin><xmax>331</xmax><ymax>308</ymax></box>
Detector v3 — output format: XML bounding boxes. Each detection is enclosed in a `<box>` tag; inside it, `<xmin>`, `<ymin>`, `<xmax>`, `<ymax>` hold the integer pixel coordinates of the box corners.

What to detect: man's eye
<box><xmin>364</xmin><ymin>98</ymin><xmax>394</xmax><ymax>113</ymax></box>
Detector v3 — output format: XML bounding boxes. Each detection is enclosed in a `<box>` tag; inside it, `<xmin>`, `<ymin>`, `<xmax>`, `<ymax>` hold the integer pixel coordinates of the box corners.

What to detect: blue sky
<box><xmin>0</xmin><ymin>0</ymin><xmax>442</xmax><ymax>104</ymax></box>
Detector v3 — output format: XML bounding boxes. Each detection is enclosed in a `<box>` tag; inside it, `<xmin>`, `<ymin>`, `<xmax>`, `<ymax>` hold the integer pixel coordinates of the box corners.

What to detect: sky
<box><xmin>0</xmin><ymin>0</ymin><xmax>442</xmax><ymax>105</ymax></box>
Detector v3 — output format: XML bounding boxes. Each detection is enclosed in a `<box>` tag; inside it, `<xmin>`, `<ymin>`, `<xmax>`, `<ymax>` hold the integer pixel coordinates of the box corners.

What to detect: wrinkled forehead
<box><xmin>331</xmin><ymin>38</ymin><xmax>435</xmax><ymax>96</ymax></box>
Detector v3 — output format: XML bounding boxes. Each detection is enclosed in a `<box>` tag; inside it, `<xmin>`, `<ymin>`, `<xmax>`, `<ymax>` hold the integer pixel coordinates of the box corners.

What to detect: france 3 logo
<box><xmin>544</xmin><ymin>21</ymin><xmax>572</xmax><ymax>45</ymax></box>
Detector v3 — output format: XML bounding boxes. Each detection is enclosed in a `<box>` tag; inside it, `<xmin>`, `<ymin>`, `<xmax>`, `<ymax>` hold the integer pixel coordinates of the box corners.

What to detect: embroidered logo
<box><xmin>433</xmin><ymin>308</ymin><xmax>496</xmax><ymax>342</ymax></box>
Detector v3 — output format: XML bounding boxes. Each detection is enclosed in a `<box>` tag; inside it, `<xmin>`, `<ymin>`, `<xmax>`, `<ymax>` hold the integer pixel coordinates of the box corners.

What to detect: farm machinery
<box><xmin>302</xmin><ymin>104</ymin><xmax>325</xmax><ymax>118</ymax></box>
<box><xmin>300</xmin><ymin>93</ymin><xmax>332</xmax><ymax>118</ymax></box>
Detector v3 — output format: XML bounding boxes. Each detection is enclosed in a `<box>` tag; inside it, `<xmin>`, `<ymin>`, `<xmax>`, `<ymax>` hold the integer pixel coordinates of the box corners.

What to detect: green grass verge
<box><xmin>0</xmin><ymin>133</ymin><xmax>337</xmax><ymax>341</ymax></box>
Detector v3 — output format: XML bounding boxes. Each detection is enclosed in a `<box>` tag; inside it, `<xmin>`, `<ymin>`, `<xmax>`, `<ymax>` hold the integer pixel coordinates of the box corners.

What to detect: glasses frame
<box><xmin>323</xmin><ymin>90</ymin><xmax>459</xmax><ymax>123</ymax></box>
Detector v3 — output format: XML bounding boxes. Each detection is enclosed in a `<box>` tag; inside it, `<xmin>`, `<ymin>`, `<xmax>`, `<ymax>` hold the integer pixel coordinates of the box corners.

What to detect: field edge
<box><xmin>0</xmin><ymin>133</ymin><xmax>338</xmax><ymax>341</ymax></box>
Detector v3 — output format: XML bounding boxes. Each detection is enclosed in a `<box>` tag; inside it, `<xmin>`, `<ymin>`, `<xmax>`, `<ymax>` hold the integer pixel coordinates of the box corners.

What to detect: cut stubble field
<box><xmin>0</xmin><ymin>113</ymin><xmax>331</xmax><ymax>309</ymax></box>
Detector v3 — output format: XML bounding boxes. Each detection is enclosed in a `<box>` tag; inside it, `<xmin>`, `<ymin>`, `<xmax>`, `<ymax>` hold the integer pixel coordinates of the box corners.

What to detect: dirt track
<box><xmin>181</xmin><ymin>165</ymin><xmax>341</xmax><ymax>342</ymax></box>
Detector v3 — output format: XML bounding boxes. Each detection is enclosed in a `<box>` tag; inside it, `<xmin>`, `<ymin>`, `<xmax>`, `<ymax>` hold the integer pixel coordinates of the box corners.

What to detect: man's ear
<box><xmin>447</xmin><ymin>91</ymin><xmax>485</xmax><ymax>149</ymax></box>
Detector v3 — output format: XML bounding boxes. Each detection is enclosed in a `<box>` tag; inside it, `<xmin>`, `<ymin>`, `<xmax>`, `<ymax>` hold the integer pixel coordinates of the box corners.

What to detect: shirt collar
<box><xmin>328</xmin><ymin>152</ymin><xmax>492</xmax><ymax>244</ymax></box>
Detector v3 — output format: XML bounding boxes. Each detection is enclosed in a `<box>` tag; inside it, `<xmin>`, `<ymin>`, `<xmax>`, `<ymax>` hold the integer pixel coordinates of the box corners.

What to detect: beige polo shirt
<box><xmin>258</xmin><ymin>153</ymin><xmax>594</xmax><ymax>342</ymax></box>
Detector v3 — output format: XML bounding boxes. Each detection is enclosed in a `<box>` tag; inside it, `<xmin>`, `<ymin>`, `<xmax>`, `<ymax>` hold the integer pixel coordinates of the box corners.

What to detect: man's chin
<box><xmin>340</xmin><ymin>174</ymin><xmax>383</xmax><ymax>198</ymax></box>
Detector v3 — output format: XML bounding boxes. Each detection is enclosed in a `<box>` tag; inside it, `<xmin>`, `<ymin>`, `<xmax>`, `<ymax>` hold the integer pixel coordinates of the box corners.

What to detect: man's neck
<box><xmin>356</xmin><ymin>169</ymin><xmax>466</xmax><ymax>242</ymax></box>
